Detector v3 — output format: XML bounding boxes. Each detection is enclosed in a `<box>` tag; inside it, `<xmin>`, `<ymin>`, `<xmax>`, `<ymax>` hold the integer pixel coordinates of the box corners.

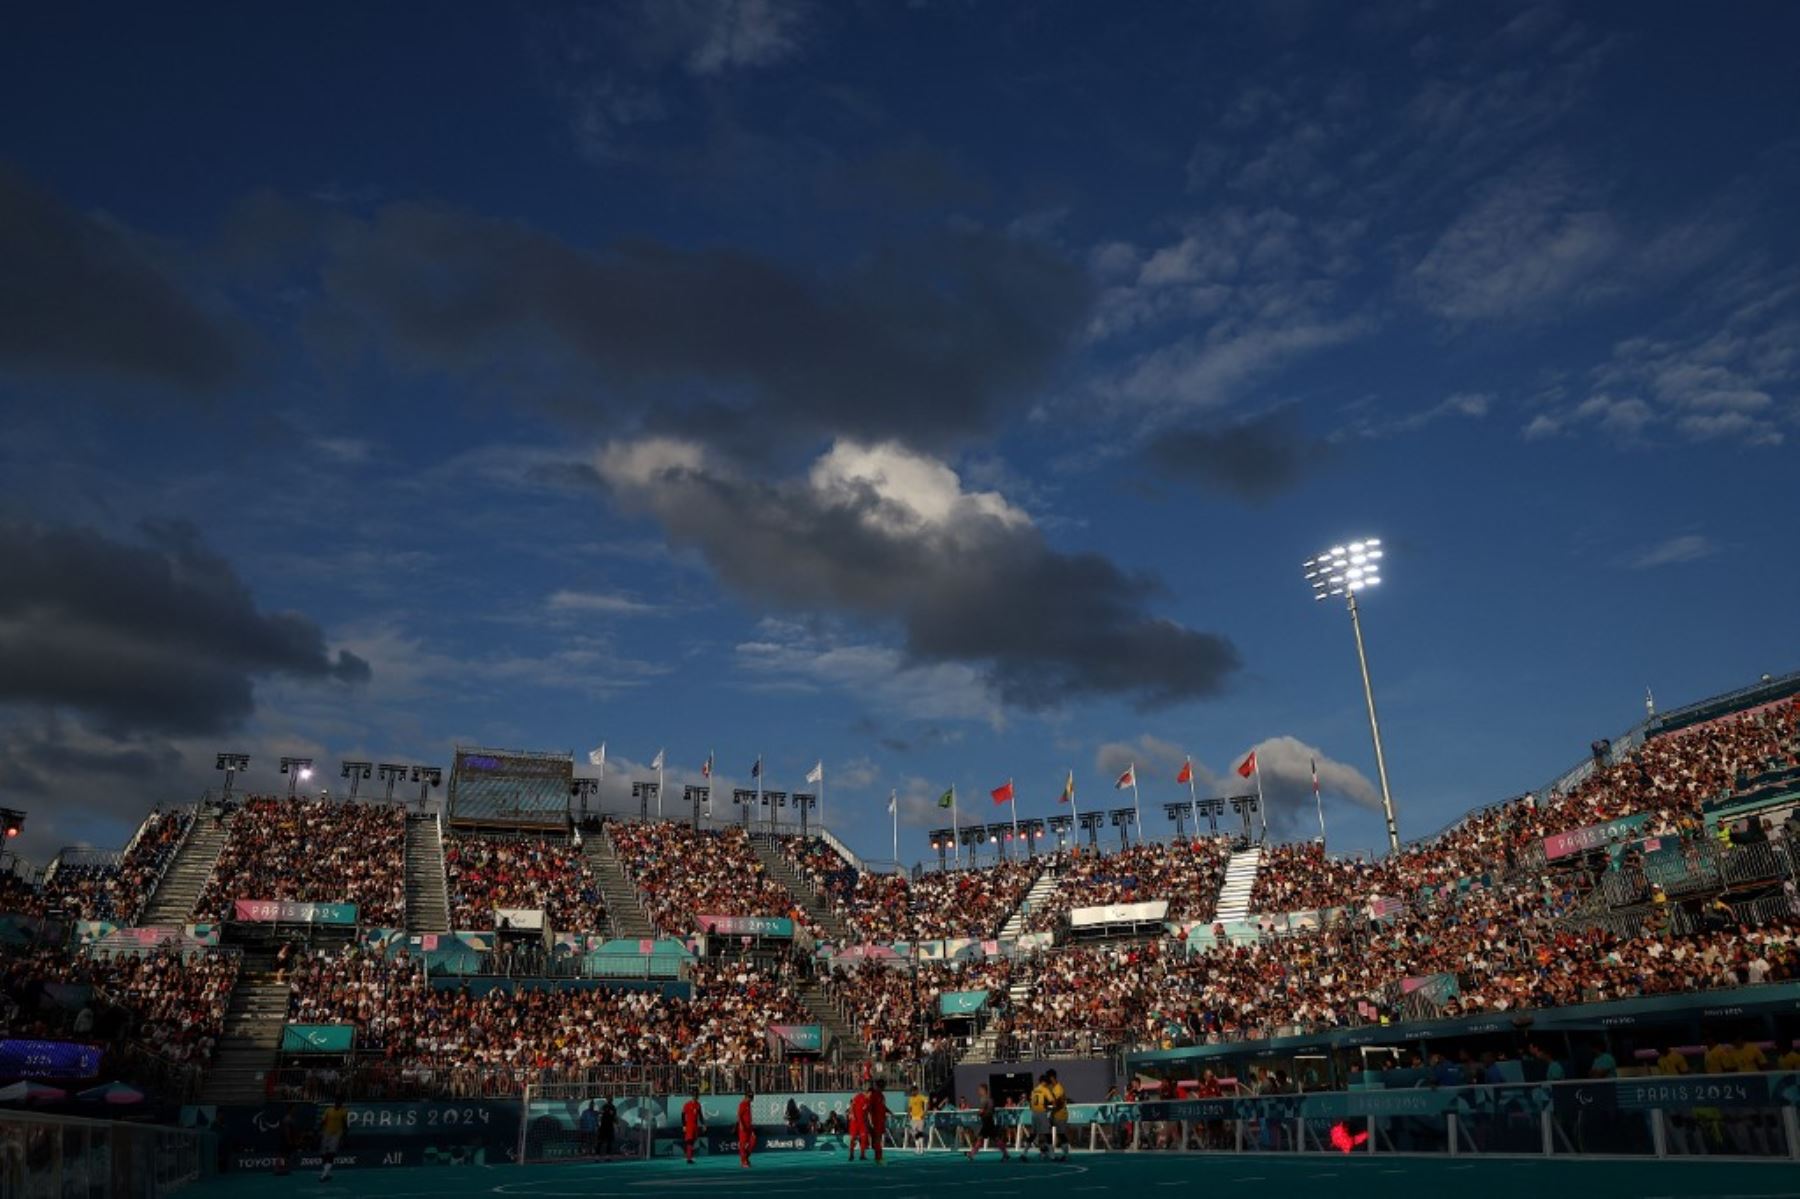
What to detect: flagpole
<box><xmin>1067</xmin><ymin>767</ymin><xmax>1080</xmax><ymax>836</ymax></box>
<box><xmin>1313</xmin><ymin>759</ymin><xmax>1327</xmax><ymax>846</ymax></box>
<box><xmin>819</xmin><ymin>762</ymin><xmax>826</xmax><ymax>832</ymax></box>
<box><xmin>657</xmin><ymin>750</ymin><xmax>665</xmax><ymax>820</ymax></box>
<box><xmin>1187</xmin><ymin>766</ymin><xmax>1199</xmax><ymax>838</ymax></box>
<box><xmin>1252</xmin><ymin>758</ymin><xmax>1267</xmax><ymax>843</ymax></box>
<box><xmin>1009</xmin><ymin>778</ymin><xmax>1019</xmax><ymax>848</ymax></box>
<box><xmin>890</xmin><ymin>790</ymin><xmax>898</xmax><ymax>863</ymax></box>
<box><xmin>756</xmin><ymin>754</ymin><xmax>763</xmax><ymax>830</ymax></box>
<box><xmin>951</xmin><ymin>785</ymin><xmax>960</xmax><ymax>867</ymax></box>
<box><xmin>1131</xmin><ymin>765</ymin><xmax>1144</xmax><ymax>845</ymax></box>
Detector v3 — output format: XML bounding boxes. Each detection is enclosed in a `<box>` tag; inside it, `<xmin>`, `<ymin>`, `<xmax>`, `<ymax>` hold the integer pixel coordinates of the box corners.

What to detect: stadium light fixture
<box><xmin>279</xmin><ymin>756</ymin><xmax>314</xmax><ymax>799</ymax></box>
<box><xmin>377</xmin><ymin>763</ymin><xmax>409</xmax><ymax>802</ymax></box>
<box><xmin>1303</xmin><ymin>536</ymin><xmax>1399</xmax><ymax>852</ymax></box>
<box><xmin>411</xmin><ymin>765</ymin><xmax>442</xmax><ymax>812</ymax></box>
<box><xmin>214</xmin><ymin>752</ymin><xmax>250</xmax><ymax>802</ymax></box>
<box><xmin>340</xmin><ymin>761</ymin><xmax>372</xmax><ymax>801</ymax></box>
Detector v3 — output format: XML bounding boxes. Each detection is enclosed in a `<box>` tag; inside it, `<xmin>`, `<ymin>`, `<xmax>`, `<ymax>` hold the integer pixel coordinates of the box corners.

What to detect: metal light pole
<box><xmin>1304</xmin><ymin>538</ymin><xmax>1400</xmax><ymax>853</ymax></box>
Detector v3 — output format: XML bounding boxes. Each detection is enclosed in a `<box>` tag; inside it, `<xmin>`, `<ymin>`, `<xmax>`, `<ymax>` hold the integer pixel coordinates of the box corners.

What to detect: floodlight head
<box><xmin>1304</xmin><ymin>536</ymin><xmax>1387</xmax><ymax>599</ymax></box>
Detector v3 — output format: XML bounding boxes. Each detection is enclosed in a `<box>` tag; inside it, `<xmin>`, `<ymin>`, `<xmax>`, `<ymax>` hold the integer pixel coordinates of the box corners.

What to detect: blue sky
<box><xmin>1</xmin><ymin>1</ymin><xmax>1796</xmax><ymax>864</ymax></box>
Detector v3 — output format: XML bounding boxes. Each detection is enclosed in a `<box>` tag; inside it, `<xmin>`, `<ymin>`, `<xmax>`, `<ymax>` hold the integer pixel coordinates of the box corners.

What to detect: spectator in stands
<box><xmin>195</xmin><ymin>796</ymin><xmax>406</xmax><ymax>926</ymax></box>
<box><xmin>444</xmin><ymin>836</ymin><xmax>607</xmax><ymax>932</ymax></box>
<box><xmin>610</xmin><ymin>823</ymin><xmax>820</xmax><ymax>937</ymax></box>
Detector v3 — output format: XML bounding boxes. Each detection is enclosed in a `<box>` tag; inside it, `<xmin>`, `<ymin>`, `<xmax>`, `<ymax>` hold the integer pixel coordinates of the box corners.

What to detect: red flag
<box><xmin>990</xmin><ymin>780</ymin><xmax>1014</xmax><ymax>805</ymax></box>
<box><xmin>1176</xmin><ymin>759</ymin><xmax>1193</xmax><ymax>785</ymax></box>
<box><xmin>1236</xmin><ymin>751</ymin><xmax>1257</xmax><ymax>779</ymax></box>
<box><xmin>1115</xmin><ymin>765</ymin><xmax>1136</xmax><ymax>790</ymax></box>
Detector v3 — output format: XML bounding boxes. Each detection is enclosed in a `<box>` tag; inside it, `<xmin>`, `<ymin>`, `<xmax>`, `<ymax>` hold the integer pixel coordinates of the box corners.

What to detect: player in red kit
<box><xmin>863</xmin><ymin>1081</ymin><xmax>889</xmax><ymax>1164</ymax></box>
<box><xmin>681</xmin><ymin>1092</ymin><xmax>702</xmax><ymax>1164</ymax></box>
<box><xmin>848</xmin><ymin>1090</ymin><xmax>869</xmax><ymax>1160</ymax></box>
<box><xmin>737</xmin><ymin>1090</ymin><xmax>756</xmax><ymax>1168</ymax></box>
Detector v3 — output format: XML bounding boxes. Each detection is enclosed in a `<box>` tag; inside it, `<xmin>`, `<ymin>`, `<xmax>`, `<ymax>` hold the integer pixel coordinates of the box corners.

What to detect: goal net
<box><xmin>518</xmin><ymin>1083</ymin><xmax>659</xmax><ymax>1165</ymax></box>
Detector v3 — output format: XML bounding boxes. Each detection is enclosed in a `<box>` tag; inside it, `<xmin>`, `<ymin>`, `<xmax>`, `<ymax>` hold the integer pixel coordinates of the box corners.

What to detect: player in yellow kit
<box><xmin>319</xmin><ymin>1098</ymin><xmax>349</xmax><ymax>1183</ymax></box>
<box><xmin>907</xmin><ymin>1086</ymin><xmax>929</xmax><ymax>1154</ymax></box>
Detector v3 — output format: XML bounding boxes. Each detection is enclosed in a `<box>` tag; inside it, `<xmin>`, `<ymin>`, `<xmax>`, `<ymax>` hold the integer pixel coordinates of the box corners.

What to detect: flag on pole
<box><xmin>1236</xmin><ymin>750</ymin><xmax>1258</xmax><ymax>779</ymax></box>
<box><xmin>750</xmin><ymin>758</ymin><xmax>762</xmax><ymax>779</ymax></box>
<box><xmin>805</xmin><ymin>761</ymin><xmax>824</xmax><ymax>785</ymax></box>
<box><xmin>702</xmin><ymin>752</ymin><xmax>713</xmax><ymax>779</ymax></box>
<box><xmin>887</xmin><ymin>791</ymin><xmax>897</xmax><ymax>815</ymax></box>
<box><xmin>1114</xmin><ymin>765</ymin><xmax>1136</xmax><ymax>790</ymax></box>
<box><xmin>650</xmin><ymin>749</ymin><xmax>665</xmax><ymax>771</ymax></box>
<box><xmin>937</xmin><ymin>786</ymin><xmax>955</xmax><ymax>809</ymax></box>
<box><xmin>587</xmin><ymin>744</ymin><xmax>606</xmax><ymax>768</ymax></box>
<box><xmin>1176</xmin><ymin>758</ymin><xmax>1193</xmax><ymax>785</ymax></box>
<box><xmin>1311</xmin><ymin>758</ymin><xmax>1320</xmax><ymax>799</ymax></box>
<box><xmin>1059</xmin><ymin>771</ymin><xmax>1075</xmax><ymax>804</ymax></box>
<box><xmin>990</xmin><ymin>780</ymin><xmax>1014</xmax><ymax>805</ymax></box>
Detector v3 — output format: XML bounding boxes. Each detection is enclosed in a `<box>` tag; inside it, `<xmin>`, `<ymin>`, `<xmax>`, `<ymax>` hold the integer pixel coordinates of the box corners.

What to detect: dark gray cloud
<box><xmin>1144</xmin><ymin>408</ymin><xmax>1332</xmax><ymax>502</ymax></box>
<box><xmin>0</xmin><ymin>164</ymin><xmax>242</xmax><ymax>391</ymax></box>
<box><xmin>600</xmin><ymin>440</ymin><xmax>1239</xmax><ymax>709</ymax></box>
<box><xmin>0</xmin><ymin>519</ymin><xmax>370</xmax><ymax>737</ymax></box>
<box><xmin>309</xmin><ymin>202</ymin><xmax>1089</xmax><ymax>453</ymax></box>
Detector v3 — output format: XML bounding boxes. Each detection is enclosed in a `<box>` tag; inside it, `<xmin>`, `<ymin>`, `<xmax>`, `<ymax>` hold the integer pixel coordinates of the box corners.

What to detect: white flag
<box><xmin>887</xmin><ymin>791</ymin><xmax>896</xmax><ymax>815</ymax></box>
<box><xmin>650</xmin><ymin>748</ymin><xmax>665</xmax><ymax>771</ymax></box>
<box><xmin>805</xmin><ymin>760</ymin><xmax>823</xmax><ymax>785</ymax></box>
<box><xmin>587</xmin><ymin>744</ymin><xmax>606</xmax><ymax>768</ymax></box>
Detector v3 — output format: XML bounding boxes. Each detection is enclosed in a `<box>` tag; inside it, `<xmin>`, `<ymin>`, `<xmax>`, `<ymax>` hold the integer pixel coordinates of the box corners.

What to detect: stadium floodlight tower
<box><xmin>214</xmin><ymin>753</ymin><xmax>250</xmax><ymax>802</ymax></box>
<box><xmin>1304</xmin><ymin>537</ymin><xmax>1400</xmax><ymax>853</ymax></box>
<box><xmin>279</xmin><ymin>756</ymin><xmax>314</xmax><ymax>799</ymax></box>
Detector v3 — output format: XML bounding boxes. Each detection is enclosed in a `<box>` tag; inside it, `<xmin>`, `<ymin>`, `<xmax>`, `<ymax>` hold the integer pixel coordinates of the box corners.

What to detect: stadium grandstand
<box><xmin>3</xmin><ymin>674</ymin><xmax>1800</xmax><ymax>1191</ymax></box>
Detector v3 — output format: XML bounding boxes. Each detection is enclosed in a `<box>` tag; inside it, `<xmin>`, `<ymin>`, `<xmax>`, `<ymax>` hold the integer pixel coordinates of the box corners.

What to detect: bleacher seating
<box><xmin>194</xmin><ymin>796</ymin><xmax>406</xmax><ymax>926</ymax></box>
<box><xmin>444</xmin><ymin>835</ymin><xmax>606</xmax><ymax>932</ymax></box>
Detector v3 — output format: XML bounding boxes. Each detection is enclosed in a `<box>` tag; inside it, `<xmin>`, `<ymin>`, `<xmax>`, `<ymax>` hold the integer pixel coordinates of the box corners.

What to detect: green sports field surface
<box><xmin>191</xmin><ymin>1150</ymin><xmax>1800</xmax><ymax>1199</ymax></box>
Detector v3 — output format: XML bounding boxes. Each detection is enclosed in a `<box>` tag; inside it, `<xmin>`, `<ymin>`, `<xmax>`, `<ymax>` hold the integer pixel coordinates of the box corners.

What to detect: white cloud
<box><xmin>672</xmin><ymin>0</ymin><xmax>809</xmax><ymax>77</ymax></box>
<box><xmin>808</xmin><ymin>440</ymin><xmax>1030</xmax><ymax>536</ymax></box>
<box><xmin>1625</xmin><ymin>534</ymin><xmax>1720</xmax><ymax>571</ymax></box>
<box><xmin>546</xmin><ymin>589</ymin><xmax>661</xmax><ymax>617</ymax></box>
<box><xmin>734</xmin><ymin>622</ymin><xmax>1002</xmax><ymax>728</ymax></box>
<box><xmin>1094</xmin><ymin>734</ymin><xmax>1202</xmax><ymax>788</ymax></box>
<box><xmin>1412</xmin><ymin>165</ymin><xmax>1623</xmax><ymax>321</ymax></box>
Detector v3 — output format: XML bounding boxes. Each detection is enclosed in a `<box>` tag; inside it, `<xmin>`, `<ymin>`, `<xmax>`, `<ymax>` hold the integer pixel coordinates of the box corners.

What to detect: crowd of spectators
<box><xmin>818</xmin><ymin>956</ymin><xmax>1014</xmax><ymax>1062</ymax></box>
<box><xmin>0</xmin><ymin>941</ymin><xmax>239</xmax><ymax>1069</ymax></box>
<box><xmin>832</xmin><ymin>858</ymin><xmax>1041</xmax><ymax>944</ymax></box>
<box><xmin>777</xmin><ymin>836</ymin><xmax>857</xmax><ymax>903</ymax></box>
<box><xmin>1001</xmin><ymin>865</ymin><xmax>1800</xmax><ymax>1051</ymax></box>
<box><xmin>195</xmin><ymin>796</ymin><xmax>406</xmax><ymax>926</ymax></box>
<box><xmin>281</xmin><ymin>942</ymin><xmax>815</xmax><ymax>1089</ymax></box>
<box><xmin>1026</xmin><ymin>839</ymin><xmax>1231</xmax><ymax>931</ymax></box>
<box><xmin>608</xmin><ymin>823</ymin><xmax>818</xmax><ymax>937</ymax></box>
<box><xmin>40</xmin><ymin>809</ymin><xmax>192</xmax><ymax>925</ymax></box>
<box><xmin>445</xmin><ymin>836</ymin><xmax>607</xmax><ymax>932</ymax></box>
<box><xmin>1251</xmin><ymin>698</ymin><xmax>1800</xmax><ymax>915</ymax></box>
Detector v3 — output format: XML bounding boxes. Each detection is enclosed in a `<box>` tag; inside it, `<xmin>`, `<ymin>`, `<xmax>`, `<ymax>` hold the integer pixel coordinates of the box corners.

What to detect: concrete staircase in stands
<box><xmin>998</xmin><ymin>861</ymin><xmax>1060</xmax><ymax>941</ymax></box>
<box><xmin>748</xmin><ymin>834</ymin><xmax>854</xmax><ymax>945</ymax></box>
<box><xmin>798</xmin><ymin>978</ymin><xmax>868</xmax><ymax>1064</ymax></box>
<box><xmin>586</xmin><ymin>829</ymin><xmax>656</xmax><ymax>939</ymax></box>
<box><xmin>1212</xmin><ymin>845</ymin><xmax>1265</xmax><ymax>923</ymax></box>
<box><xmin>140</xmin><ymin>809</ymin><xmax>231</xmax><ymax>925</ymax></box>
<box><xmin>200</xmin><ymin>970</ymin><xmax>290</xmax><ymax>1104</ymax></box>
<box><xmin>404</xmin><ymin>814</ymin><xmax>450</xmax><ymax>933</ymax></box>
<box><xmin>959</xmin><ymin>975</ymin><xmax>1032</xmax><ymax>1064</ymax></box>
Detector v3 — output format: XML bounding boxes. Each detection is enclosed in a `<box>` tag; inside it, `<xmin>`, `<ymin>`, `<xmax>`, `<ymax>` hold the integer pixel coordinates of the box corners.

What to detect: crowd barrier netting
<box><xmin>519</xmin><ymin>1073</ymin><xmax>1800</xmax><ymax>1165</ymax></box>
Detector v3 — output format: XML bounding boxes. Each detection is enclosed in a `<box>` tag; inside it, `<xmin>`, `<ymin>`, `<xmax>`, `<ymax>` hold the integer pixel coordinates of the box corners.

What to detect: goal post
<box><xmin>518</xmin><ymin>1081</ymin><xmax>657</xmax><ymax>1165</ymax></box>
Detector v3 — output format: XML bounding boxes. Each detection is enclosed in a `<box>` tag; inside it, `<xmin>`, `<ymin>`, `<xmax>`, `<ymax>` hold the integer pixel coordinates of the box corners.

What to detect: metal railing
<box><xmin>0</xmin><ymin>1110</ymin><xmax>208</xmax><ymax>1197</ymax></box>
<box><xmin>261</xmin><ymin>1057</ymin><xmax>912</xmax><ymax>1102</ymax></box>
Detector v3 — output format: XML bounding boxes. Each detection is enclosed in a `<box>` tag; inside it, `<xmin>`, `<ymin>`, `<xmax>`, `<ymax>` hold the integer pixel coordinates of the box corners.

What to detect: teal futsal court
<box><xmin>190</xmin><ymin>1150</ymin><xmax>1800</xmax><ymax>1199</ymax></box>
